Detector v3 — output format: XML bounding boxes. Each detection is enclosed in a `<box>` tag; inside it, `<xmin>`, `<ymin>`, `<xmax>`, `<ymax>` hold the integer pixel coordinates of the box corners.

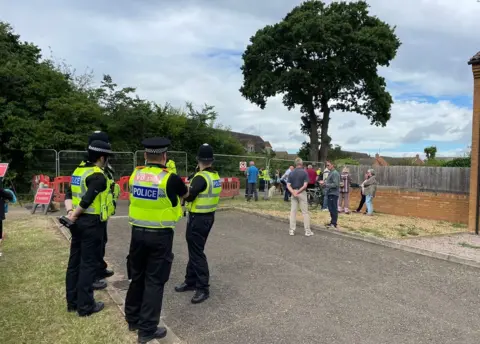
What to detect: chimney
<box><xmin>468</xmin><ymin>52</ymin><xmax>480</xmax><ymax>234</ymax></box>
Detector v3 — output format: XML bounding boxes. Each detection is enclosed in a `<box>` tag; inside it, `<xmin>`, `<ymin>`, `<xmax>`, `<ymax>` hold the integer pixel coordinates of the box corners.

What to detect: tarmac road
<box><xmin>103</xmin><ymin>207</ymin><xmax>480</xmax><ymax>344</ymax></box>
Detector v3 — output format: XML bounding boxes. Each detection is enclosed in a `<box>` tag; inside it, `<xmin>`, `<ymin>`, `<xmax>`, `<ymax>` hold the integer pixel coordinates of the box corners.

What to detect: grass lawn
<box><xmin>0</xmin><ymin>211</ymin><xmax>136</xmax><ymax>344</ymax></box>
<box><xmin>220</xmin><ymin>197</ymin><xmax>467</xmax><ymax>239</ymax></box>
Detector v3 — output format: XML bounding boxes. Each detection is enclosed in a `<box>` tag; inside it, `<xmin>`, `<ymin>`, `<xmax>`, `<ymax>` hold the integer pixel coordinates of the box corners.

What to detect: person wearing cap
<box><xmin>124</xmin><ymin>137</ymin><xmax>188</xmax><ymax>343</ymax></box>
<box><xmin>64</xmin><ymin>130</ymin><xmax>118</xmax><ymax>291</ymax></box>
<box><xmin>65</xmin><ymin>140</ymin><xmax>116</xmax><ymax>317</ymax></box>
<box><xmin>174</xmin><ymin>143</ymin><xmax>221</xmax><ymax>304</ymax></box>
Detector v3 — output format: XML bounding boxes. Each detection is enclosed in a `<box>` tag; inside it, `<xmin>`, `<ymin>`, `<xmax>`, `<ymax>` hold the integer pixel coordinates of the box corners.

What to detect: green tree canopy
<box><xmin>240</xmin><ymin>0</ymin><xmax>400</xmax><ymax>162</ymax></box>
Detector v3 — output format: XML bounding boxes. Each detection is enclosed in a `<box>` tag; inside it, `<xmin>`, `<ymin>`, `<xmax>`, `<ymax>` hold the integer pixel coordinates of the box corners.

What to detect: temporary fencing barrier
<box><xmin>117</xmin><ymin>176</ymin><xmax>130</xmax><ymax>200</ymax></box>
<box><xmin>32</xmin><ymin>175</ymin><xmax>52</xmax><ymax>191</ymax></box>
<box><xmin>52</xmin><ymin>176</ymin><xmax>71</xmax><ymax>202</ymax></box>
<box><xmin>134</xmin><ymin>150</ymin><xmax>188</xmax><ymax>177</ymax></box>
<box><xmin>58</xmin><ymin>150</ymin><xmax>135</xmax><ymax>180</ymax></box>
<box><xmin>220</xmin><ymin>177</ymin><xmax>240</xmax><ymax>198</ymax></box>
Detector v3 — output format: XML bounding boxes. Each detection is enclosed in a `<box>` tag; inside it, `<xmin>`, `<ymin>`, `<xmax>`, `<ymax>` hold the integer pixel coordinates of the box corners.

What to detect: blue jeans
<box><xmin>322</xmin><ymin>189</ymin><xmax>329</xmax><ymax>209</ymax></box>
<box><xmin>366</xmin><ymin>195</ymin><xmax>374</xmax><ymax>214</ymax></box>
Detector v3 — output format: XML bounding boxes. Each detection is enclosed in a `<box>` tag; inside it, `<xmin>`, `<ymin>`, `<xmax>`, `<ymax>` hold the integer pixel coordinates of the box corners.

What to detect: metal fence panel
<box><xmin>0</xmin><ymin>149</ymin><xmax>58</xmax><ymax>198</ymax></box>
<box><xmin>214</xmin><ymin>154</ymin><xmax>268</xmax><ymax>193</ymax></box>
<box><xmin>58</xmin><ymin>150</ymin><xmax>135</xmax><ymax>180</ymax></box>
<box><xmin>134</xmin><ymin>150</ymin><xmax>188</xmax><ymax>177</ymax></box>
<box><xmin>268</xmin><ymin>158</ymin><xmax>324</xmax><ymax>176</ymax></box>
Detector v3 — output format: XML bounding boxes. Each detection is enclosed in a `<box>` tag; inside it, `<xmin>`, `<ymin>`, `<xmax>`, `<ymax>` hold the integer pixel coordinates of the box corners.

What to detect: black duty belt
<box><xmin>132</xmin><ymin>226</ymin><xmax>173</xmax><ymax>233</ymax></box>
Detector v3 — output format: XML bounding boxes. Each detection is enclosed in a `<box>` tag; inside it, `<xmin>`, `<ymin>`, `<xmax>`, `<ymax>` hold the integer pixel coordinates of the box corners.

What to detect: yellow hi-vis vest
<box><xmin>186</xmin><ymin>171</ymin><xmax>221</xmax><ymax>213</ymax></box>
<box><xmin>80</xmin><ymin>160</ymin><xmax>120</xmax><ymax>203</ymax></box>
<box><xmin>71</xmin><ymin>165</ymin><xmax>114</xmax><ymax>222</ymax></box>
<box><xmin>128</xmin><ymin>166</ymin><xmax>182</xmax><ymax>228</ymax></box>
<box><xmin>262</xmin><ymin>169</ymin><xmax>271</xmax><ymax>182</ymax></box>
<box><xmin>166</xmin><ymin>160</ymin><xmax>177</xmax><ymax>174</ymax></box>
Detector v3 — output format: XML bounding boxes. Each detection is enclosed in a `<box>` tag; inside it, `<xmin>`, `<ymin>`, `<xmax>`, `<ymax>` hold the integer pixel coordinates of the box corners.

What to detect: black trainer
<box><xmin>174</xmin><ymin>282</ymin><xmax>195</xmax><ymax>292</ymax></box>
<box><xmin>101</xmin><ymin>268</ymin><xmax>115</xmax><ymax>279</ymax></box>
<box><xmin>138</xmin><ymin>327</ymin><xmax>167</xmax><ymax>343</ymax></box>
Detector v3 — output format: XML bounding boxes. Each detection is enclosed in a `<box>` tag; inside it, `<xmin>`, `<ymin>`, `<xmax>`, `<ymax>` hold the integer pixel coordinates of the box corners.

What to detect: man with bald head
<box><xmin>246</xmin><ymin>161</ymin><xmax>259</xmax><ymax>202</ymax></box>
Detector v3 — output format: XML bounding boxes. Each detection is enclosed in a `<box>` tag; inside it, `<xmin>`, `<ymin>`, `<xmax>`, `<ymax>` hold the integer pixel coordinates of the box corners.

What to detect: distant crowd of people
<box><xmin>243</xmin><ymin>159</ymin><xmax>378</xmax><ymax>234</ymax></box>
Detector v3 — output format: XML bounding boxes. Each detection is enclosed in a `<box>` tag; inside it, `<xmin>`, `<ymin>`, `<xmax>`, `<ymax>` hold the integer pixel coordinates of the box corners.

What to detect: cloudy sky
<box><xmin>1</xmin><ymin>0</ymin><xmax>478</xmax><ymax>157</ymax></box>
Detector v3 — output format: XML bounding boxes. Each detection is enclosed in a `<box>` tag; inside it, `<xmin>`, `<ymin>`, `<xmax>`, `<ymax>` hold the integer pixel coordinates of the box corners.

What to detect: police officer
<box><xmin>174</xmin><ymin>143</ymin><xmax>221</xmax><ymax>304</ymax></box>
<box><xmin>124</xmin><ymin>137</ymin><xmax>188</xmax><ymax>343</ymax></box>
<box><xmin>65</xmin><ymin>140</ymin><xmax>116</xmax><ymax>316</ymax></box>
<box><xmin>166</xmin><ymin>158</ymin><xmax>177</xmax><ymax>174</ymax></box>
<box><xmin>64</xmin><ymin>131</ymin><xmax>119</xmax><ymax>290</ymax></box>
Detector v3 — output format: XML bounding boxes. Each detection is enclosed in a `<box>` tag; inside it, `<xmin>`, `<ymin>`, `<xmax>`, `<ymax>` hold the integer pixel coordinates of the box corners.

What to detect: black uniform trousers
<box><xmin>125</xmin><ymin>227</ymin><xmax>174</xmax><ymax>337</ymax></box>
<box><xmin>184</xmin><ymin>212</ymin><xmax>215</xmax><ymax>291</ymax></box>
<box><xmin>65</xmin><ymin>215</ymin><xmax>104</xmax><ymax>315</ymax></box>
<box><xmin>97</xmin><ymin>221</ymin><xmax>109</xmax><ymax>278</ymax></box>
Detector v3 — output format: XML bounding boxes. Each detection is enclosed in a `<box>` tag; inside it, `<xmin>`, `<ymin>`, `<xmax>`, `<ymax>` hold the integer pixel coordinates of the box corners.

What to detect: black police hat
<box><xmin>88</xmin><ymin>140</ymin><xmax>113</xmax><ymax>156</ymax></box>
<box><xmin>197</xmin><ymin>143</ymin><xmax>214</xmax><ymax>162</ymax></box>
<box><xmin>142</xmin><ymin>137</ymin><xmax>171</xmax><ymax>154</ymax></box>
<box><xmin>88</xmin><ymin>131</ymin><xmax>109</xmax><ymax>145</ymax></box>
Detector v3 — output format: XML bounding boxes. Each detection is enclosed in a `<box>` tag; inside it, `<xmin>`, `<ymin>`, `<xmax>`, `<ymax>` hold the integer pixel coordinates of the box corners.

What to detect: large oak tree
<box><xmin>240</xmin><ymin>0</ymin><xmax>401</xmax><ymax>162</ymax></box>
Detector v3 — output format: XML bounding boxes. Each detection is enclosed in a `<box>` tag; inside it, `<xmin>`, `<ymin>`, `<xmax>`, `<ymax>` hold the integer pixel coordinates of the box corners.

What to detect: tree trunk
<box><xmin>319</xmin><ymin>101</ymin><xmax>331</xmax><ymax>163</ymax></box>
<box><xmin>308</xmin><ymin>109</ymin><xmax>319</xmax><ymax>162</ymax></box>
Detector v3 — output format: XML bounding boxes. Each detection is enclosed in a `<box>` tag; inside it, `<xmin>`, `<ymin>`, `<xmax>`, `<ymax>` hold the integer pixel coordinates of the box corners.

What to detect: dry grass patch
<box><xmin>220</xmin><ymin>197</ymin><xmax>466</xmax><ymax>239</ymax></box>
<box><xmin>0</xmin><ymin>214</ymin><xmax>136</xmax><ymax>344</ymax></box>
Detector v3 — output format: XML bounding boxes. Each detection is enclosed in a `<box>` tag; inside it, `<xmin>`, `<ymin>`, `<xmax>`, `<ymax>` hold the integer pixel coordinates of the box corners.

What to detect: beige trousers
<box><xmin>338</xmin><ymin>192</ymin><xmax>350</xmax><ymax>212</ymax></box>
<box><xmin>289</xmin><ymin>191</ymin><xmax>311</xmax><ymax>231</ymax></box>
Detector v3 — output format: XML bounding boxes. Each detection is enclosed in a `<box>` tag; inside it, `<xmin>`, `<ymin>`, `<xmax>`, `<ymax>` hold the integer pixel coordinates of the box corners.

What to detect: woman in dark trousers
<box><xmin>355</xmin><ymin>172</ymin><xmax>368</xmax><ymax>213</ymax></box>
<box><xmin>0</xmin><ymin>183</ymin><xmax>15</xmax><ymax>256</ymax></box>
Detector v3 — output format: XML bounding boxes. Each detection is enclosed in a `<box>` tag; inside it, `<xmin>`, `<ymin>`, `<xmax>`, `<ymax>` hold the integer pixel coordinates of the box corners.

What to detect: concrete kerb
<box><xmin>50</xmin><ymin>217</ymin><xmax>184</xmax><ymax>344</ymax></box>
<box><xmin>219</xmin><ymin>207</ymin><xmax>480</xmax><ymax>270</ymax></box>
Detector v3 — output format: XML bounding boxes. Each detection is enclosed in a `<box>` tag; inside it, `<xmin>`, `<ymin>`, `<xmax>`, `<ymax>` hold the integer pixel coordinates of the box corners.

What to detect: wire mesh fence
<box><xmin>213</xmin><ymin>154</ymin><xmax>268</xmax><ymax>190</ymax></box>
<box><xmin>134</xmin><ymin>150</ymin><xmax>188</xmax><ymax>177</ymax></box>
<box><xmin>268</xmin><ymin>158</ymin><xmax>324</xmax><ymax>177</ymax></box>
<box><xmin>0</xmin><ymin>149</ymin><xmax>58</xmax><ymax>200</ymax></box>
<box><xmin>58</xmin><ymin>151</ymin><xmax>135</xmax><ymax>180</ymax></box>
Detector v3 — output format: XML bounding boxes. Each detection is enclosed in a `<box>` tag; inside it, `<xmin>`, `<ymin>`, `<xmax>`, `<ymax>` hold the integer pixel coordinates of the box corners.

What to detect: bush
<box><xmin>442</xmin><ymin>157</ymin><xmax>471</xmax><ymax>167</ymax></box>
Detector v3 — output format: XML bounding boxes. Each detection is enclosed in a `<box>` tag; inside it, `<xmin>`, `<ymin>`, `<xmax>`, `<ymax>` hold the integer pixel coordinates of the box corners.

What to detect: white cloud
<box><xmin>0</xmin><ymin>0</ymin><xmax>478</xmax><ymax>157</ymax></box>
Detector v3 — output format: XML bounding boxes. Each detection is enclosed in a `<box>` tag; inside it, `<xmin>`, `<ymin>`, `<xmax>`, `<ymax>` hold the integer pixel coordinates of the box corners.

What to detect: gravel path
<box><xmin>393</xmin><ymin>233</ymin><xmax>480</xmax><ymax>262</ymax></box>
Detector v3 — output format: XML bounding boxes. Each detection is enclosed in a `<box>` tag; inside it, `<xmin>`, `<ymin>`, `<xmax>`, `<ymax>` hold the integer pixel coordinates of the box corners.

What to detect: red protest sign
<box><xmin>34</xmin><ymin>188</ymin><xmax>54</xmax><ymax>205</ymax></box>
<box><xmin>0</xmin><ymin>163</ymin><xmax>9</xmax><ymax>178</ymax></box>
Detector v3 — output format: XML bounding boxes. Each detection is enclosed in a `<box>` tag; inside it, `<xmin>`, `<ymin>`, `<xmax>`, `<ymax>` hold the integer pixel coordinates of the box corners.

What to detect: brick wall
<box><xmin>349</xmin><ymin>187</ymin><xmax>469</xmax><ymax>225</ymax></box>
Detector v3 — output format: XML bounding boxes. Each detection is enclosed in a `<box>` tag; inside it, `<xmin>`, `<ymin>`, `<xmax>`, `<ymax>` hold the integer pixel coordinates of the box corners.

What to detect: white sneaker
<box><xmin>289</xmin><ymin>230</ymin><xmax>295</xmax><ymax>236</ymax></box>
<box><xmin>305</xmin><ymin>231</ymin><xmax>314</xmax><ymax>237</ymax></box>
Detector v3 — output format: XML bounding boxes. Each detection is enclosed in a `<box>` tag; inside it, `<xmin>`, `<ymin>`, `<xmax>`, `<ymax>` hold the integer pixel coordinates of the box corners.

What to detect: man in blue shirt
<box><xmin>246</xmin><ymin>161</ymin><xmax>259</xmax><ymax>202</ymax></box>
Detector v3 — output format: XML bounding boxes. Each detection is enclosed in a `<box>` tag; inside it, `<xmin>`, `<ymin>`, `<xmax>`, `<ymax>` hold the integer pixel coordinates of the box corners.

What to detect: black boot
<box><xmin>138</xmin><ymin>327</ymin><xmax>167</xmax><ymax>343</ymax></box>
<box><xmin>191</xmin><ymin>290</ymin><xmax>209</xmax><ymax>304</ymax></box>
<box><xmin>78</xmin><ymin>301</ymin><xmax>105</xmax><ymax>317</ymax></box>
<box><xmin>93</xmin><ymin>279</ymin><xmax>107</xmax><ymax>290</ymax></box>
<box><xmin>100</xmin><ymin>268</ymin><xmax>114</xmax><ymax>279</ymax></box>
<box><xmin>128</xmin><ymin>322</ymin><xmax>140</xmax><ymax>332</ymax></box>
<box><xmin>174</xmin><ymin>282</ymin><xmax>195</xmax><ymax>292</ymax></box>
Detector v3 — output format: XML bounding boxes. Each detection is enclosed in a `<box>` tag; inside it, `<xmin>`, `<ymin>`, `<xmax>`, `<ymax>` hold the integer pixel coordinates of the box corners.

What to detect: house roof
<box><xmin>229</xmin><ymin>131</ymin><xmax>266</xmax><ymax>152</ymax></box>
<box><xmin>468</xmin><ymin>51</ymin><xmax>480</xmax><ymax>65</ymax></box>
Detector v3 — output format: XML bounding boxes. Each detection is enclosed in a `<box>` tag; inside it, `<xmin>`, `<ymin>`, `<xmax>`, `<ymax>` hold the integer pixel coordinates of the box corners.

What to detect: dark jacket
<box><xmin>0</xmin><ymin>188</ymin><xmax>14</xmax><ymax>220</ymax></box>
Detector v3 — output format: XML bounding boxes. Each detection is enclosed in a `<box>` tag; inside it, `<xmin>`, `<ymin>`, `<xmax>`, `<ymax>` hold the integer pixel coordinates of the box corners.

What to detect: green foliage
<box><xmin>442</xmin><ymin>157</ymin><xmax>471</xmax><ymax>167</ymax></box>
<box><xmin>424</xmin><ymin>146</ymin><xmax>437</xmax><ymax>160</ymax></box>
<box><xmin>298</xmin><ymin>142</ymin><xmax>353</xmax><ymax>162</ymax></box>
<box><xmin>334</xmin><ymin>158</ymin><xmax>360</xmax><ymax>167</ymax></box>
<box><xmin>0</xmin><ymin>22</ymin><xmax>244</xmax><ymax>192</ymax></box>
<box><xmin>240</xmin><ymin>0</ymin><xmax>400</xmax><ymax>161</ymax></box>
<box><xmin>424</xmin><ymin>158</ymin><xmax>444</xmax><ymax>167</ymax></box>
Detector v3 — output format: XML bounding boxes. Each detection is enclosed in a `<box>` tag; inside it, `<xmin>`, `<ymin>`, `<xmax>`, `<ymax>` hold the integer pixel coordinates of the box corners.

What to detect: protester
<box><xmin>338</xmin><ymin>167</ymin><xmax>352</xmax><ymax>213</ymax></box>
<box><xmin>306</xmin><ymin>164</ymin><xmax>317</xmax><ymax>190</ymax></box>
<box><xmin>287</xmin><ymin>158</ymin><xmax>313</xmax><ymax>237</ymax></box>
<box><xmin>0</xmin><ymin>183</ymin><xmax>15</xmax><ymax>257</ymax></box>
<box><xmin>320</xmin><ymin>161</ymin><xmax>340</xmax><ymax>228</ymax></box>
<box><xmin>321</xmin><ymin>166</ymin><xmax>330</xmax><ymax>211</ymax></box>
<box><xmin>246</xmin><ymin>161</ymin><xmax>259</xmax><ymax>202</ymax></box>
<box><xmin>363</xmin><ymin>169</ymin><xmax>378</xmax><ymax>216</ymax></box>
<box><xmin>355</xmin><ymin>172</ymin><xmax>369</xmax><ymax>214</ymax></box>
<box><xmin>281</xmin><ymin>166</ymin><xmax>294</xmax><ymax>202</ymax></box>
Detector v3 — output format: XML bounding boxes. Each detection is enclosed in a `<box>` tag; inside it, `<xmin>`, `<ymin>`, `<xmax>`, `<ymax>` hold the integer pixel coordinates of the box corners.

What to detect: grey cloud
<box><xmin>401</xmin><ymin>121</ymin><xmax>447</xmax><ymax>143</ymax></box>
<box><xmin>338</xmin><ymin>120</ymin><xmax>356</xmax><ymax>130</ymax></box>
<box><xmin>346</xmin><ymin>136</ymin><xmax>362</xmax><ymax>145</ymax></box>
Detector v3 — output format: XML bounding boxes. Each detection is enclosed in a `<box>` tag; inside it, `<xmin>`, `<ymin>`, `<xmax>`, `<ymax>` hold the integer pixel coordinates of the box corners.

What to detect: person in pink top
<box><xmin>306</xmin><ymin>164</ymin><xmax>317</xmax><ymax>190</ymax></box>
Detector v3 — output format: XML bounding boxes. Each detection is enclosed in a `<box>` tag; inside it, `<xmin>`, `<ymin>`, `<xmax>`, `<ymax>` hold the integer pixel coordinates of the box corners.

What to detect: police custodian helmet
<box><xmin>88</xmin><ymin>140</ymin><xmax>113</xmax><ymax>161</ymax></box>
<box><xmin>88</xmin><ymin>130</ymin><xmax>109</xmax><ymax>145</ymax></box>
<box><xmin>196</xmin><ymin>143</ymin><xmax>214</xmax><ymax>162</ymax></box>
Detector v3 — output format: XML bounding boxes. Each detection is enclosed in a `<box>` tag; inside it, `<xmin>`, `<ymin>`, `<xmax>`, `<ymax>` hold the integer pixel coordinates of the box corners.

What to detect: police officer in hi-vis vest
<box><xmin>125</xmin><ymin>137</ymin><xmax>188</xmax><ymax>343</ymax></box>
<box><xmin>64</xmin><ymin>131</ymin><xmax>120</xmax><ymax>291</ymax></box>
<box><xmin>174</xmin><ymin>143</ymin><xmax>221</xmax><ymax>304</ymax></box>
<box><xmin>166</xmin><ymin>159</ymin><xmax>177</xmax><ymax>174</ymax></box>
<box><xmin>65</xmin><ymin>140</ymin><xmax>116</xmax><ymax>316</ymax></box>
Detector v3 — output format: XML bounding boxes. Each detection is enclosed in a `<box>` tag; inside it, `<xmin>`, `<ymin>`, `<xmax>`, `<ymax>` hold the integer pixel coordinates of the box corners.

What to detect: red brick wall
<box><xmin>349</xmin><ymin>187</ymin><xmax>469</xmax><ymax>225</ymax></box>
